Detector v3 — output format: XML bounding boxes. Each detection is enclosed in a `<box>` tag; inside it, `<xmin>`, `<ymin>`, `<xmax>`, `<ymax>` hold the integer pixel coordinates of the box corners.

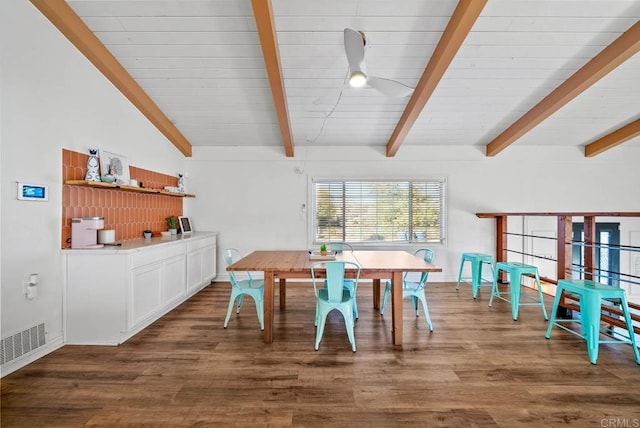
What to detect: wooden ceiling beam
<box><xmin>584</xmin><ymin>118</ymin><xmax>640</xmax><ymax>157</ymax></box>
<box><xmin>386</xmin><ymin>0</ymin><xmax>487</xmax><ymax>157</ymax></box>
<box><xmin>30</xmin><ymin>0</ymin><xmax>192</xmax><ymax>157</ymax></box>
<box><xmin>251</xmin><ymin>0</ymin><xmax>294</xmax><ymax>157</ymax></box>
<box><xmin>486</xmin><ymin>21</ymin><xmax>640</xmax><ymax>157</ymax></box>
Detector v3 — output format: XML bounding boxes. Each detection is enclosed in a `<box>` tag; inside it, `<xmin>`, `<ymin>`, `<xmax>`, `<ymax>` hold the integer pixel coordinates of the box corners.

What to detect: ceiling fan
<box><xmin>343</xmin><ymin>27</ymin><xmax>414</xmax><ymax>98</ymax></box>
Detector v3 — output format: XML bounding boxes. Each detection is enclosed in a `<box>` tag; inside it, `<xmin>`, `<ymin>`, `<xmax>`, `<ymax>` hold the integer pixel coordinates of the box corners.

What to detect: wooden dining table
<box><xmin>226</xmin><ymin>250</ymin><xmax>442</xmax><ymax>346</ymax></box>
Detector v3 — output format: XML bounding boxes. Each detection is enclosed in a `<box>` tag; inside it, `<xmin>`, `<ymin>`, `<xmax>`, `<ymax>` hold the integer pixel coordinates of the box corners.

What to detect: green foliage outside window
<box><xmin>312</xmin><ymin>180</ymin><xmax>445</xmax><ymax>244</ymax></box>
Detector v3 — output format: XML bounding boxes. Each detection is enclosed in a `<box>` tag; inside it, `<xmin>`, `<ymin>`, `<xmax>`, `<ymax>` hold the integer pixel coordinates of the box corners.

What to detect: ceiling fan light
<box><xmin>349</xmin><ymin>71</ymin><xmax>367</xmax><ymax>88</ymax></box>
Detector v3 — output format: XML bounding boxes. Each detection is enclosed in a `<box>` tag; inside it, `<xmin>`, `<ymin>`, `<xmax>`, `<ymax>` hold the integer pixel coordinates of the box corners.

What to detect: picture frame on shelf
<box><xmin>178</xmin><ymin>216</ymin><xmax>192</xmax><ymax>234</ymax></box>
<box><xmin>99</xmin><ymin>150</ymin><xmax>130</xmax><ymax>185</ymax></box>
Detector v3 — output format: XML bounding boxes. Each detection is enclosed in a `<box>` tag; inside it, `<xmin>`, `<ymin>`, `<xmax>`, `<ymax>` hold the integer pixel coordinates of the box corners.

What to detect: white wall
<box><xmin>0</xmin><ymin>0</ymin><xmax>184</xmax><ymax>374</ymax></box>
<box><xmin>186</xmin><ymin>144</ymin><xmax>640</xmax><ymax>283</ymax></box>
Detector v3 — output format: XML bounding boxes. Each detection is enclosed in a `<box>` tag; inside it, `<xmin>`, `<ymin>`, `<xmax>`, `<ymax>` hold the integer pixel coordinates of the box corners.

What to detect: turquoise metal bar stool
<box><xmin>545</xmin><ymin>279</ymin><xmax>640</xmax><ymax>365</ymax></box>
<box><xmin>489</xmin><ymin>262</ymin><xmax>548</xmax><ymax>321</ymax></box>
<box><xmin>456</xmin><ymin>253</ymin><xmax>494</xmax><ymax>299</ymax></box>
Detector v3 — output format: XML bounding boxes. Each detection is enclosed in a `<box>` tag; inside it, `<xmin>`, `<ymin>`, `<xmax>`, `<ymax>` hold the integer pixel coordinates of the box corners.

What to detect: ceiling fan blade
<box><xmin>367</xmin><ymin>76</ymin><xmax>414</xmax><ymax>98</ymax></box>
<box><xmin>344</xmin><ymin>28</ymin><xmax>365</xmax><ymax>73</ymax></box>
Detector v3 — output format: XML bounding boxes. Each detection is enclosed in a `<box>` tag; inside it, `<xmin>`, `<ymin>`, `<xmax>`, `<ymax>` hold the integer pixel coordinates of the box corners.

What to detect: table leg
<box><xmin>263</xmin><ymin>271</ymin><xmax>274</xmax><ymax>344</ymax></box>
<box><xmin>279</xmin><ymin>278</ymin><xmax>286</xmax><ymax>310</ymax></box>
<box><xmin>391</xmin><ymin>271</ymin><xmax>403</xmax><ymax>346</ymax></box>
<box><xmin>372</xmin><ymin>278</ymin><xmax>381</xmax><ymax>310</ymax></box>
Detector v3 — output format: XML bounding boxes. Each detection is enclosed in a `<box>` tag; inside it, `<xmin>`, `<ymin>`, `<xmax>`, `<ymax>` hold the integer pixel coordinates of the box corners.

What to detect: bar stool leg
<box><xmin>534</xmin><ymin>271</ymin><xmax>549</xmax><ymax>320</ymax></box>
<box><xmin>456</xmin><ymin>255</ymin><xmax>473</xmax><ymax>290</ymax></box>
<box><xmin>620</xmin><ymin>295</ymin><xmax>640</xmax><ymax>364</ymax></box>
<box><xmin>545</xmin><ymin>286</ymin><xmax>565</xmax><ymax>339</ymax></box>
<box><xmin>510</xmin><ymin>272</ymin><xmax>522</xmax><ymax>321</ymax></box>
<box><xmin>456</xmin><ymin>257</ymin><xmax>467</xmax><ymax>291</ymax></box>
<box><xmin>484</xmin><ymin>261</ymin><xmax>495</xmax><ymax>292</ymax></box>
<box><xmin>471</xmin><ymin>259</ymin><xmax>480</xmax><ymax>299</ymax></box>
<box><xmin>582</xmin><ymin>291</ymin><xmax>601</xmax><ymax>364</ymax></box>
<box><xmin>488</xmin><ymin>267</ymin><xmax>501</xmax><ymax>308</ymax></box>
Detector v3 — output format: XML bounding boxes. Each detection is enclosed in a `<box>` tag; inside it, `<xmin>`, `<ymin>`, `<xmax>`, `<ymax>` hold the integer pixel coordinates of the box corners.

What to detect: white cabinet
<box><xmin>186</xmin><ymin>237</ymin><xmax>217</xmax><ymax>293</ymax></box>
<box><xmin>64</xmin><ymin>232</ymin><xmax>217</xmax><ymax>345</ymax></box>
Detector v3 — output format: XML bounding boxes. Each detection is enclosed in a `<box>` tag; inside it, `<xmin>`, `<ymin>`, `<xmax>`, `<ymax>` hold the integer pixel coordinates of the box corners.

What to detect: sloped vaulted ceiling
<box><xmin>32</xmin><ymin>0</ymin><xmax>640</xmax><ymax>158</ymax></box>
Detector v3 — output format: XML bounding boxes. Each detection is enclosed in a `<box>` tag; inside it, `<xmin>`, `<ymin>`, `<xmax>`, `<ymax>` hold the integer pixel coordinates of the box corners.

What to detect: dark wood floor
<box><xmin>2</xmin><ymin>281</ymin><xmax>640</xmax><ymax>427</ymax></box>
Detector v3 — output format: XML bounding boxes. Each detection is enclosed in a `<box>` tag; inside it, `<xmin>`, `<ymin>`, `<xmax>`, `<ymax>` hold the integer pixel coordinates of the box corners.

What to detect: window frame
<box><xmin>309</xmin><ymin>177</ymin><xmax>447</xmax><ymax>247</ymax></box>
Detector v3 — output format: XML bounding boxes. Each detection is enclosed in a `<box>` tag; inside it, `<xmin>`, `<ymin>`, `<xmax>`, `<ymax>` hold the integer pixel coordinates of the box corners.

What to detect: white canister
<box><xmin>98</xmin><ymin>229</ymin><xmax>116</xmax><ymax>244</ymax></box>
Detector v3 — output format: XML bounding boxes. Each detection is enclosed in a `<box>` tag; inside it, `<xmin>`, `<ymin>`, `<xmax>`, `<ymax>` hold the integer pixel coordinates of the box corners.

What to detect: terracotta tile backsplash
<box><xmin>62</xmin><ymin>149</ymin><xmax>182</xmax><ymax>248</ymax></box>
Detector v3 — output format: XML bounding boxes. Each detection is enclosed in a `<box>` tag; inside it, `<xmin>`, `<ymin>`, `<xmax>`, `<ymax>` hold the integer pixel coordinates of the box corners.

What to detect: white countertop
<box><xmin>62</xmin><ymin>231</ymin><xmax>217</xmax><ymax>255</ymax></box>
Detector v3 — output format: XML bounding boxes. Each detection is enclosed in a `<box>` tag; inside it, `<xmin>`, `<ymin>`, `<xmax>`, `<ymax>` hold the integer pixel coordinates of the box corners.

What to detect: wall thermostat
<box><xmin>17</xmin><ymin>182</ymin><xmax>49</xmax><ymax>201</ymax></box>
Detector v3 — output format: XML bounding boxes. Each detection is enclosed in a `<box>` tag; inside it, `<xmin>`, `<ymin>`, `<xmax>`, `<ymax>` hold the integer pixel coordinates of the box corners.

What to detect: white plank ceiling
<box><xmin>64</xmin><ymin>0</ymin><xmax>640</xmax><ymax>156</ymax></box>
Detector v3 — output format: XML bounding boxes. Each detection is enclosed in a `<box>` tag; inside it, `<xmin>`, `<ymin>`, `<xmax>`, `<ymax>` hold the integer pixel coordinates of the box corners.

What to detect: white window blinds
<box><xmin>312</xmin><ymin>179</ymin><xmax>446</xmax><ymax>244</ymax></box>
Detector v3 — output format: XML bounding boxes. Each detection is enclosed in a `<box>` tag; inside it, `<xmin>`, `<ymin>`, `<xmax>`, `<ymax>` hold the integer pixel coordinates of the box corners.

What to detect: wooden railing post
<box><xmin>495</xmin><ymin>215</ymin><xmax>507</xmax><ymax>262</ymax></box>
<box><xmin>583</xmin><ymin>216</ymin><xmax>596</xmax><ymax>280</ymax></box>
<box><xmin>557</xmin><ymin>215</ymin><xmax>573</xmax><ymax>280</ymax></box>
<box><xmin>556</xmin><ymin>215</ymin><xmax>573</xmax><ymax>318</ymax></box>
<box><xmin>496</xmin><ymin>215</ymin><xmax>508</xmax><ymax>282</ymax></box>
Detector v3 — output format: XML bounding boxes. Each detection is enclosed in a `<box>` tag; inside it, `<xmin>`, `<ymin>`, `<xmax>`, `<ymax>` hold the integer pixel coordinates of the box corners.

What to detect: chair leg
<box><xmin>255</xmin><ymin>296</ymin><xmax>264</xmax><ymax>331</ymax></box>
<box><xmin>224</xmin><ymin>291</ymin><xmax>240</xmax><ymax>328</ymax></box>
<box><xmin>353</xmin><ymin>297</ymin><xmax>359</xmax><ymax>320</ymax></box>
<box><xmin>340</xmin><ymin>305</ymin><xmax>357</xmax><ymax>352</ymax></box>
<box><xmin>236</xmin><ymin>294</ymin><xmax>244</xmax><ymax>314</ymax></box>
<box><xmin>416</xmin><ymin>292</ymin><xmax>433</xmax><ymax>331</ymax></box>
<box><xmin>315</xmin><ymin>308</ymin><xmax>328</xmax><ymax>351</ymax></box>
<box><xmin>345</xmin><ymin>283</ymin><xmax>358</xmax><ymax>320</ymax></box>
<box><xmin>380</xmin><ymin>283</ymin><xmax>390</xmax><ymax>315</ymax></box>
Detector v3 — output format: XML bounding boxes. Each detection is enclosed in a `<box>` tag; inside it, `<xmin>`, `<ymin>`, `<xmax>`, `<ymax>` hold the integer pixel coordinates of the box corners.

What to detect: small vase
<box><xmin>169</xmin><ymin>228</ymin><xmax>177</xmax><ymax>235</ymax></box>
<box><xmin>177</xmin><ymin>173</ymin><xmax>185</xmax><ymax>193</ymax></box>
<box><xmin>143</xmin><ymin>232</ymin><xmax>152</xmax><ymax>239</ymax></box>
<box><xmin>85</xmin><ymin>149</ymin><xmax>101</xmax><ymax>182</ymax></box>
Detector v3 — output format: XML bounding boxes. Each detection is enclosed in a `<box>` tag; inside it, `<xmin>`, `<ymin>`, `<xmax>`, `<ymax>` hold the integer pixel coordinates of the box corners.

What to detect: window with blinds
<box><xmin>312</xmin><ymin>179</ymin><xmax>446</xmax><ymax>244</ymax></box>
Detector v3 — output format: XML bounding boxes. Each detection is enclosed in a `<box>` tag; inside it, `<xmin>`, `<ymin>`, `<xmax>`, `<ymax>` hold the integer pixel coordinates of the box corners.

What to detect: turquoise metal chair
<box><xmin>311</xmin><ymin>260</ymin><xmax>360</xmax><ymax>352</ymax></box>
<box><xmin>456</xmin><ymin>252</ymin><xmax>494</xmax><ymax>299</ymax></box>
<box><xmin>223</xmin><ymin>248</ymin><xmax>264</xmax><ymax>330</ymax></box>
<box><xmin>379</xmin><ymin>248</ymin><xmax>434</xmax><ymax>331</ymax></box>
<box><xmin>324</xmin><ymin>243</ymin><xmax>359</xmax><ymax>319</ymax></box>
<box><xmin>545</xmin><ymin>279</ymin><xmax>640</xmax><ymax>365</ymax></box>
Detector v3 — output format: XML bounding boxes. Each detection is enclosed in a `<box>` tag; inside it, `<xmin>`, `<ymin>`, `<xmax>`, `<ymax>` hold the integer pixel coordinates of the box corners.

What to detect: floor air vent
<box><xmin>1</xmin><ymin>323</ymin><xmax>46</xmax><ymax>365</ymax></box>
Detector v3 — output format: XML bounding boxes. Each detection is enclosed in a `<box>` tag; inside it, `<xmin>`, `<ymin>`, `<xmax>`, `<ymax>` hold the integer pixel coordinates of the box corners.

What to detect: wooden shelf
<box><xmin>64</xmin><ymin>180</ymin><xmax>195</xmax><ymax>198</ymax></box>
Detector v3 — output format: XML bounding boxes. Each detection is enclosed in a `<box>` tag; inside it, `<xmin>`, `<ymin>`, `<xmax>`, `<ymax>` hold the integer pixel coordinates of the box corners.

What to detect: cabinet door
<box><xmin>130</xmin><ymin>264</ymin><xmax>163</xmax><ymax>329</ymax></box>
<box><xmin>202</xmin><ymin>245</ymin><xmax>216</xmax><ymax>283</ymax></box>
<box><xmin>164</xmin><ymin>255</ymin><xmax>186</xmax><ymax>307</ymax></box>
<box><xmin>187</xmin><ymin>250</ymin><xmax>204</xmax><ymax>293</ymax></box>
